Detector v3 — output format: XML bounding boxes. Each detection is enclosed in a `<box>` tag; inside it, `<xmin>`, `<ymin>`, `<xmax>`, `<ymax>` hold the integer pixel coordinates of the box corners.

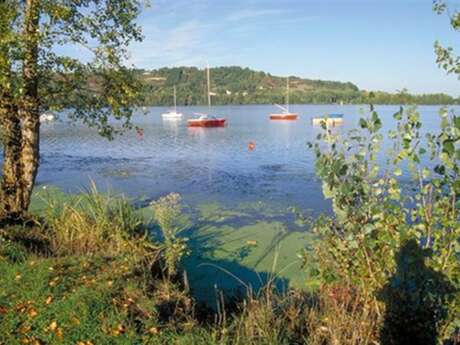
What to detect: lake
<box><xmin>33</xmin><ymin>104</ymin><xmax>456</xmax><ymax>301</ymax></box>
<box><xmin>38</xmin><ymin>104</ymin><xmax>452</xmax><ymax>211</ymax></box>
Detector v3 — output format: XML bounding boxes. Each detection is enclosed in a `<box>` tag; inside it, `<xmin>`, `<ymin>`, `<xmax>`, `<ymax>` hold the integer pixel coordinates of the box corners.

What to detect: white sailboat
<box><xmin>269</xmin><ymin>77</ymin><xmax>299</xmax><ymax>120</ymax></box>
<box><xmin>187</xmin><ymin>64</ymin><xmax>226</xmax><ymax>127</ymax></box>
<box><xmin>40</xmin><ymin>111</ymin><xmax>58</xmax><ymax>123</ymax></box>
<box><xmin>162</xmin><ymin>86</ymin><xmax>183</xmax><ymax>119</ymax></box>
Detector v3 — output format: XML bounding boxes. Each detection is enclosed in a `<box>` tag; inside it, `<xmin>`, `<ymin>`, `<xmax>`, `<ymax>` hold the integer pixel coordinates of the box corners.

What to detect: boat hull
<box><xmin>162</xmin><ymin>112</ymin><xmax>183</xmax><ymax>118</ymax></box>
<box><xmin>187</xmin><ymin>119</ymin><xmax>226</xmax><ymax>127</ymax></box>
<box><xmin>269</xmin><ymin>113</ymin><xmax>298</xmax><ymax>120</ymax></box>
<box><xmin>311</xmin><ymin>117</ymin><xmax>344</xmax><ymax>126</ymax></box>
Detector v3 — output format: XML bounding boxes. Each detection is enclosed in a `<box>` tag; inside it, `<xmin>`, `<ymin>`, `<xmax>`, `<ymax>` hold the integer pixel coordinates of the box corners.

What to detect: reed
<box><xmin>39</xmin><ymin>182</ymin><xmax>155</xmax><ymax>267</ymax></box>
<box><xmin>151</xmin><ymin>193</ymin><xmax>189</xmax><ymax>280</ymax></box>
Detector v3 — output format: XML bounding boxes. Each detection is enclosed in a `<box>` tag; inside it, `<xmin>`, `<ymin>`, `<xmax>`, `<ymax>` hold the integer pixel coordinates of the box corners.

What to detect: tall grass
<box><xmin>151</xmin><ymin>193</ymin><xmax>189</xmax><ymax>280</ymax></box>
<box><xmin>306</xmin><ymin>285</ymin><xmax>380</xmax><ymax>345</ymax></box>
<box><xmin>39</xmin><ymin>182</ymin><xmax>156</xmax><ymax>266</ymax></box>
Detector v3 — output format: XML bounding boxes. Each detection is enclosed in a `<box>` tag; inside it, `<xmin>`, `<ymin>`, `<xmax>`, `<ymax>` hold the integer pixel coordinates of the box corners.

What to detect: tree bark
<box><xmin>0</xmin><ymin>97</ymin><xmax>23</xmax><ymax>221</ymax></box>
<box><xmin>19</xmin><ymin>0</ymin><xmax>41</xmax><ymax>212</ymax></box>
<box><xmin>0</xmin><ymin>0</ymin><xmax>40</xmax><ymax>223</ymax></box>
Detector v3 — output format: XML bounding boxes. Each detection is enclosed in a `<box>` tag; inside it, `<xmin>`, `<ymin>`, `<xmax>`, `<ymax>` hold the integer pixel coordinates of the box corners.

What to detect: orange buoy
<box><xmin>135</xmin><ymin>127</ymin><xmax>144</xmax><ymax>139</ymax></box>
<box><xmin>248</xmin><ymin>141</ymin><xmax>255</xmax><ymax>151</ymax></box>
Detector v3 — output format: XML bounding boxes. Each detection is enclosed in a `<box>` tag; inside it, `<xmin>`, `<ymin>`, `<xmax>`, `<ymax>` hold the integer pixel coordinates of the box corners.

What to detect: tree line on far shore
<box><xmin>137</xmin><ymin>66</ymin><xmax>459</xmax><ymax>106</ymax></box>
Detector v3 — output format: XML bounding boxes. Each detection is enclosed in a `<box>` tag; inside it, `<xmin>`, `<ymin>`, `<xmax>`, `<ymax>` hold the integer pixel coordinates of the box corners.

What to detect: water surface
<box><xmin>37</xmin><ymin>104</ymin><xmax>451</xmax><ymax>212</ymax></box>
<box><xmin>33</xmin><ymin>104</ymin><xmax>455</xmax><ymax>297</ymax></box>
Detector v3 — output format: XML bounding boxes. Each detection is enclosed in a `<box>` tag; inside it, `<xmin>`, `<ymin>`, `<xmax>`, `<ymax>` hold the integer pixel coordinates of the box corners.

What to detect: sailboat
<box><xmin>187</xmin><ymin>65</ymin><xmax>226</xmax><ymax>127</ymax></box>
<box><xmin>40</xmin><ymin>111</ymin><xmax>59</xmax><ymax>123</ymax></box>
<box><xmin>269</xmin><ymin>77</ymin><xmax>299</xmax><ymax>120</ymax></box>
<box><xmin>162</xmin><ymin>86</ymin><xmax>183</xmax><ymax>119</ymax></box>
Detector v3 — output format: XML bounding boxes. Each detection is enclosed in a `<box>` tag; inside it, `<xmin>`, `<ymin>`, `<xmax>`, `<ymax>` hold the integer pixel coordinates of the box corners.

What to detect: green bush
<box><xmin>309</xmin><ymin>106</ymin><xmax>459</xmax><ymax>343</ymax></box>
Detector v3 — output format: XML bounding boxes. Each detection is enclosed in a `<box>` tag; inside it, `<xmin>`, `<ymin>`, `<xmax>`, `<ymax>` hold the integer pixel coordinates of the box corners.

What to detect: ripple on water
<box><xmin>35</xmin><ymin>104</ymin><xmax>455</xmax><ymax>213</ymax></box>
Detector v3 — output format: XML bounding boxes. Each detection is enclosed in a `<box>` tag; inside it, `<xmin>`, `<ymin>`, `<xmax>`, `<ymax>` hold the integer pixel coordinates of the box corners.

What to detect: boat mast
<box><xmin>286</xmin><ymin>77</ymin><xmax>290</xmax><ymax>113</ymax></box>
<box><xmin>173</xmin><ymin>85</ymin><xmax>177</xmax><ymax>112</ymax></box>
<box><xmin>207</xmin><ymin>63</ymin><xmax>211</xmax><ymax>110</ymax></box>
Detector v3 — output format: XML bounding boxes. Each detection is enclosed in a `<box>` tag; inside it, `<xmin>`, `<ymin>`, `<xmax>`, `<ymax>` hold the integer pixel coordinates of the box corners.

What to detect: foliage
<box><xmin>151</xmin><ymin>193</ymin><xmax>189</xmax><ymax>280</ymax></box>
<box><xmin>137</xmin><ymin>66</ymin><xmax>458</xmax><ymax>106</ymax></box>
<box><xmin>433</xmin><ymin>0</ymin><xmax>460</xmax><ymax>79</ymax></box>
<box><xmin>0</xmin><ymin>231</ymin><xmax>27</xmax><ymax>263</ymax></box>
<box><xmin>309</xmin><ymin>105</ymin><xmax>459</xmax><ymax>343</ymax></box>
<box><xmin>0</xmin><ymin>0</ymin><xmax>148</xmax><ymax>223</ymax></box>
<box><xmin>0</xmin><ymin>0</ymin><xmax>147</xmax><ymax>139</ymax></box>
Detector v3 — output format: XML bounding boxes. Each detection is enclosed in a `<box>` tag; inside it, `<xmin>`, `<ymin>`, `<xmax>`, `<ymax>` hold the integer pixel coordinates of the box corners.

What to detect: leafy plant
<box><xmin>151</xmin><ymin>193</ymin><xmax>189</xmax><ymax>280</ymax></box>
<box><xmin>309</xmin><ymin>105</ymin><xmax>459</xmax><ymax>343</ymax></box>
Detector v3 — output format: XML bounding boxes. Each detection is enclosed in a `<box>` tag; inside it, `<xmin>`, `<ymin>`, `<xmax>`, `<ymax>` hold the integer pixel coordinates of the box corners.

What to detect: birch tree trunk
<box><xmin>0</xmin><ymin>0</ymin><xmax>40</xmax><ymax>224</ymax></box>
<box><xmin>0</xmin><ymin>96</ymin><xmax>23</xmax><ymax>220</ymax></box>
<box><xmin>18</xmin><ymin>0</ymin><xmax>41</xmax><ymax>213</ymax></box>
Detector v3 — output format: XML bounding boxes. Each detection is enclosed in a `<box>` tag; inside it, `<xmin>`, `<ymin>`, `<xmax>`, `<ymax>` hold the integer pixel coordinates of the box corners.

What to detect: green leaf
<box><xmin>442</xmin><ymin>139</ymin><xmax>455</xmax><ymax>156</ymax></box>
<box><xmin>421</xmin><ymin>168</ymin><xmax>430</xmax><ymax>179</ymax></box>
<box><xmin>393</xmin><ymin>108</ymin><xmax>403</xmax><ymax>120</ymax></box>
<box><xmin>454</xmin><ymin>115</ymin><xmax>460</xmax><ymax>129</ymax></box>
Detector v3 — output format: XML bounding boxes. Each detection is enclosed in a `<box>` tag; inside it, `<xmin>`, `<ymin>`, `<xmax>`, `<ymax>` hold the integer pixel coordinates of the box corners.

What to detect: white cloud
<box><xmin>128</xmin><ymin>19</ymin><xmax>209</xmax><ymax>66</ymax></box>
<box><xmin>127</xmin><ymin>3</ymin><xmax>316</xmax><ymax>68</ymax></box>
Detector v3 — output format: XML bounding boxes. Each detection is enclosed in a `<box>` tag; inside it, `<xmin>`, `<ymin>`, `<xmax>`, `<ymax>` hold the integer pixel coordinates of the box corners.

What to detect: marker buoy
<box><xmin>136</xmin><ymin>127</ymin><xmax>144</xmax><ymax>139</ymax></box>
<box><xmin>248</xmin><ymin>141</ymin><xmax>255</xmax><ymax>151</ymax></box>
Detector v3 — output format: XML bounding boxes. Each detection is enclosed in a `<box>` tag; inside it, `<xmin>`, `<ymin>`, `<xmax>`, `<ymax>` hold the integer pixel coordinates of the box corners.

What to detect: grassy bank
<box><xmin>1</xmin><ymin>186</ymin><xmax>457</xmax><ymax>344</ymax></box>
<box><xmin>1</xmin><ymin>187</ymin><xmax>327</xmax><ymax>345</ymax></box>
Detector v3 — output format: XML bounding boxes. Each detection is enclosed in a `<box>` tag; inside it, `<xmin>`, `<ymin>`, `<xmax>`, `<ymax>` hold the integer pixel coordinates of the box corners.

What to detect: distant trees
<box><xmin>139</xmin><ymin>67</ymin><xmax>458</xmax><ymax>106</ymax></box>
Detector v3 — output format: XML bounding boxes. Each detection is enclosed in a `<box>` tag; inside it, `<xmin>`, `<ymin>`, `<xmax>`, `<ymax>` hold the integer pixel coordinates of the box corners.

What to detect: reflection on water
<box><xmin>35</xmin><ymin>104</ymin><xmax>453</xmax><ymax>216</ymax></box>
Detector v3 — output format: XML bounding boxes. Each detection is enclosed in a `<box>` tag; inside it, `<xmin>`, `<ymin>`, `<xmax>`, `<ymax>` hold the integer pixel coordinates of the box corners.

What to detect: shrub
<box><xmin>309</xmin><ymin>106</ymin><xmax>460</xmax><ymax>343</ymax></box>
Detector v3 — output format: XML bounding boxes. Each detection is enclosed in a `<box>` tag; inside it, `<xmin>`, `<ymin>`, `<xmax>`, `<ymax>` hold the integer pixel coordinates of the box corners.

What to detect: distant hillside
<box><xmin>135</xmin><ymin>66</ymin><xmax>458</xmax><ymax>106</ymax></box>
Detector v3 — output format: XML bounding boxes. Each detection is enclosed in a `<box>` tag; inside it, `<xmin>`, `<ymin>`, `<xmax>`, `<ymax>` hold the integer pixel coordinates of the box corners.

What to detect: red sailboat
<box><xmin>269</xmin><ymin>77</ymin><xmax>298</xmax><ymax>120</ymax></box>
<box><xmin>187</xmin><ymin>114</ymin><xmax>226</xmax><ymax>127</ymax></box>
<box><xmin>187</xmin><ymin>64</ymin><xmax>226</xmax><ymax>128</ymax></box>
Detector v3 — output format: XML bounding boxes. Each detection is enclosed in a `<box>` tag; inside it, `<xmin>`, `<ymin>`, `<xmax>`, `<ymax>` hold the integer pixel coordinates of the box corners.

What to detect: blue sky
<box><xmin>126</xmin><ymin>0</ymin><xmax>460</xmax><ymax>96</ymax></box>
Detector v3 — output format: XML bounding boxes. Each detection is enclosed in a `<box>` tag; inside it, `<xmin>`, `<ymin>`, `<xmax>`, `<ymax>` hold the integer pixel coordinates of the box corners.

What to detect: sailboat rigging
<box><xmin>187</xmin><ymin>64</ymin><xmax>226</xmax><ymax>127</ymax></box>
<box><xmin>162</xmin><ymin>85</ymin><xmax>183</xmax><ymax>119</ymax></box>
<box><xmin>269</xmin><ymin>77</ymin><xmax>299</xmax><ymax>120</ymax></box>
